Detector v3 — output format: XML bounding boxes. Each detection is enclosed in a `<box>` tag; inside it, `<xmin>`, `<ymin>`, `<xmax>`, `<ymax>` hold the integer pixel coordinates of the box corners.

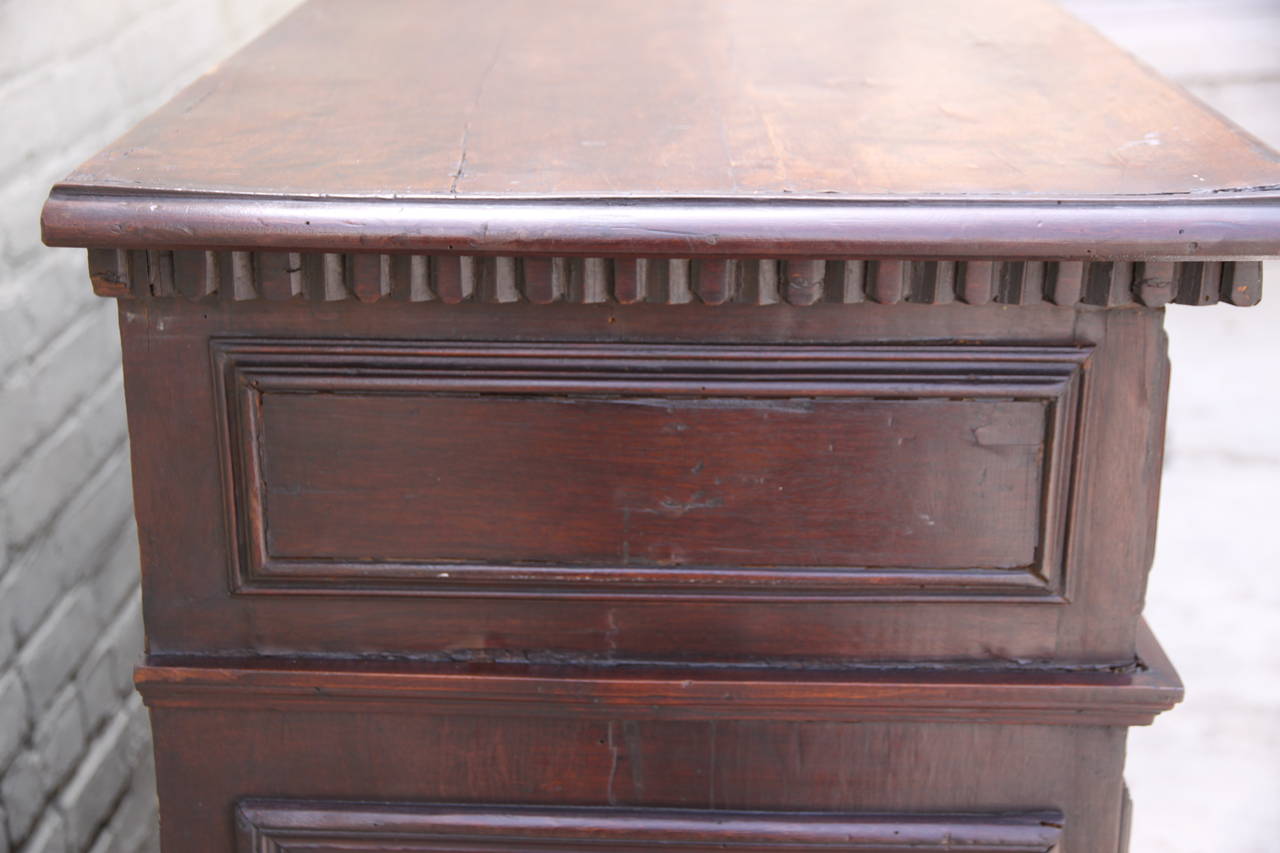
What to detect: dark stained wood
<box><xmin>42</xmin><ymin>0</ymin><xmax>1280</xmax><ymax>198</ymax></box>
<box><xmin>783</xmin><ymin>259</ymin><xmax>825</xmax><ymax>305</ymax></box>
<box><xmin>116</xmin><ymin>298</ymin><xmax>1166</xmax><ymax>664</ymax></box>
<box><xmin>695</xmin><ymin>259</ymin><xmax>735</xmax><ymax>305</ymax></box>
<box><xmin>43</xmin><ymin>191</ymin><xmax>1280</xmax><ymax>260</ymax></box>
<box><xmin>214</xmin><ymin>341</ymin><xmax>1085</xmax><ymax>600</ymax></box>
<box><xmin>87</xmin><ymin>248</ymin><xmax>1269</xmax><ymax>306</ymax></box>
<box><xmin>39</xmin><ymin>0</ymin><xmax>1280</xmax><ymax>259</ymax></box>
<box><xmin>47</xmin><ymin>2</ymin><xmax>1270</xmax><ymax>849</ymax></box>
<box><xmin>144</xmin><ymin>688</ymin><xmax>1130</xmax><ymax>852</ymax></box>
<box><xmin>137</xmin><ymin>620</ymin><xmax>1181</xmax><ymax>725</ymax></box>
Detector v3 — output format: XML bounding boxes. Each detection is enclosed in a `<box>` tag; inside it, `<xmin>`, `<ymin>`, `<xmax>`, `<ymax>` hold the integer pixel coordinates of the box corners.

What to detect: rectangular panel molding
<box><xmin>235</xmin><ymin>801</ymin><xmax>1065</xmax><ymax>852</ymax></box>
<box><xmin>213</xmin><ymin>341</ymin><xmax>1090</xmax><ymax>601</ymax></box>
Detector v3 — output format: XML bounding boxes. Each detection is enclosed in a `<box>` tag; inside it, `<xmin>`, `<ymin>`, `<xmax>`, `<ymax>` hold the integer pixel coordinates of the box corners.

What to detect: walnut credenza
<box><xmin>40</xmin><ymin>1</ymin><xmax>1280</xmax><ymax>850</ymax></box>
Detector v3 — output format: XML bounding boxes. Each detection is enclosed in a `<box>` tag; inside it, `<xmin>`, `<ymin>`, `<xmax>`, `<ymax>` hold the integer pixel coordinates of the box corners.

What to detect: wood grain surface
<box><xmin>52</xmin><ymin>0</ymin><xmax>1280</xmax><ymax>199</ymax></box>
<box><xmin>119</xmin><ymin>298</ymin><xmax>1168</xmax><ymax>664</ymax></box>
<box><xmin>40</xmin><ymin>0</ymin><xmax>1280</xmax><ymax>258</ymax></box>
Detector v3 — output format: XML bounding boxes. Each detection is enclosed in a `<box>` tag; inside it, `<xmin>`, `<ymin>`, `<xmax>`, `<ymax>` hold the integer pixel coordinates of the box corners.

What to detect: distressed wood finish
<box><xmin>137</xmin><ymin>622</ymin><xmax>1181</xmax><ymax>725</ymax></box>
<box><xmin>214</xmin><ymin>341</ymin><xmax>1086</xmax><ymax>600</ymax></box>
<box><xmin>38</xmin><ymin>0</ymin><xmax>1280</xmax><ymax>259</ymax></box>
<box><xmin>40</xmin><ymin>0</ymin><xmax>1280</xmax><ymax>850</ymax></box>
<box><xmin>116</xmin><ymin>300</ymin><xmax>1168</xmax><ymax>665</ymax></box>
<box><xmin>85</xmin><ymin>248</ymin><xmax>1264</xmax><ymax>306</ymax></box>
<box><xmin>144</xmin><ymin>668</ymin><xmax>1135</xmax><ymax>853</ymax></box>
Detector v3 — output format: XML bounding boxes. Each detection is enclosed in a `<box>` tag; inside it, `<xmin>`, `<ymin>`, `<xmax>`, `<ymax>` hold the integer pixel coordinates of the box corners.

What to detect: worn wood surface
<box><xmin>137</xmin><ymin>620</ymin><xmax>1181</xmax><ymax>725</ymax></box>
<box><xmin>119</xmin><ymin>298</ymin><xmax>1168</xmax><ymax>664</ymax></box>
<box><xmin>50</xmin><ymin>0</ymin><xmax>1280</xmax><ymax>198</ymax></box>
<box><xmin>215</xmin><ymin>341</ymin><xmax>1084</xmax><ymax>600</ymax></box>
<box><xmin>86</xmin><ymin>248</ymin><xmax>1265</xmax><ymax>306</ymax></box>
<box><xmin>39</xmin><ymin>0</ymin><xmax>1280</xmax><ymax>258</ymax></box>
<box><xmin>51</xmin><ymin>3</ymin><xmax>1249</xmax><ymax>849</ymax></box>
<box><xmin>144</xmin><ymin>694</ymin><xmax>1129</xmax><ymax>852</ymax></box>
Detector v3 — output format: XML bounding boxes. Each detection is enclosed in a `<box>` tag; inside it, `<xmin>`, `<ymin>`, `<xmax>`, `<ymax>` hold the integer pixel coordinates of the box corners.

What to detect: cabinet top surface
<box><xmin>41</xmin><ymin>0</ymin><xmax>1280</xmax><ymax>258</ymax></box>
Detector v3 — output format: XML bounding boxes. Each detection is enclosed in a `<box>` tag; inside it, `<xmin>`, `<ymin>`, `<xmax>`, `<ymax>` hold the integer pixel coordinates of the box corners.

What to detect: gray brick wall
<box><xmin>0</xmin><ymin>2</ymin><xmax>301</xmax><ymax>850</ymax></box>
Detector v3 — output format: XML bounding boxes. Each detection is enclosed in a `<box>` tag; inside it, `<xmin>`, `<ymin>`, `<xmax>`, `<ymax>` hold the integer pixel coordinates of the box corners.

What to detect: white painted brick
<box><xmin>0</xmin><ymin>159</ymin><xmax>79</xmax><ymax>272</ymax></box>
<box><xmin>50</xmin><ymin>454</ymin><xmax>134</xmax><ymax>597</ymax></box>
<box><xmin>0</xmin><ymin>43</ymin><xmax>131</xmax><ymax>187</ymax></box>
<box><xmin>8</xmin><ymin>48</ymin><xmax>131</xmax><ymax>180</ymax></box>
<box><xmin>30</xmin><ymin>686</ymin><xmax>85</xmax><ymax>792</ymax></box>
<box><xmin>0</xmin><ymin>251</ymin><xmax>98</xmax><ymax>379</ymax></box>
<box><xmin>102</xmin><ymin>755</ymin><xmax>157</xmax><ymax>853</ymax></box>
<box><xmin>108</xmin><ymin>595</ymin><xmax>144</xmax><ymax>702</ymax></box>
<box><xmin>77</xmin><ymin>592</ymin><xmax>144</xmax><ymax>733</ymax></box>
<box><xmin>0</xmin><ymin>3</ymin><xmax>66</xmax><ymax>89</ymax></box>
<box><xmin>133</xmin><ymin>825</ymin><xmax>159</xmax><ymax>853</ymax></box>
<box><xmin>23</xmin><ymin>452</ymin><xmax>133</xmax><ymax>602</ymax></box>
<box><xmin>109</xmin><ymin>0</ymin><xmax>232</xmax><ymax>113</ymax></box>
<box><xmin>0</xmin><ymin>672</ymin><xmax>29</xmax><ymax>773</ymax></box>
<box><xmin>0</xmin><ymin>378</ymin><xmax>127</xmax><ymax>548</ymax></box>
<box><xmin>0</xmin><ymin>593</ymin><xmax>14</xmax><ymax>668</ymax></box>
<box><xmin>16</xmin><ymin>589</ymin><xmax>96</xmax><ymax>715</ymax></box>
<box><xmin>73</xmin><ymin>655</ymin><xmax>117</xmax><ymax>740</ymax></box>
<box><xmin>0</xmin><ymin>452</ymin><xmax>133</xmax><ymax>643</ymax></box>
<box><xmin>216</xmin><ymin>0</ymin><xmax>304</xmax><ymax>46</ymax></box>
<box><xmin>15</xmin><ymin>810</ymin><xmax>65</xmax><ymax>853</ymax></box>
<box><xmin>57</xmin><ymin>697</ymin><xmax>148</xmax><ymax>852</ymax></box>
<box><xmin>85</xmin><ymin>829</ymin><xmax>114</xmax><ymax>853</ymax></box>
<box><xmin>0</xmin><ymin>304</ymin><xmax>120</xmax><ymax>478</ymax></box>
<box><xmin>2</xmin><ymin>751</ymin><xmax>47</xmax><ymax>844</ymax></box>
<box><xmin>0</xmin><ymin>560</ymin><xmax>60</xmax><ymax>654</ymax></box>
<box><xmin>91</xmin><ymin>523</ymin><xmax>140</xmax><ymax>616</ymax></box>
<box><xmin>0</xmin><ymin>1</ymin><xmax>303</xmax><ymax>845</ymax></box>
<box><xmin>0</xmin><ymin>73</ymin><xmax>64</xmax><ymax>186</ymax></box>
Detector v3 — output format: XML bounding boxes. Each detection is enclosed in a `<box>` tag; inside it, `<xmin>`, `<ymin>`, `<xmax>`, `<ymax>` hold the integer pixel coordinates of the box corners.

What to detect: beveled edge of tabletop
<box><xmin>40</xmin><ymin>184</ymin><xmax>1280</xmax><ymax>262</ymax></box>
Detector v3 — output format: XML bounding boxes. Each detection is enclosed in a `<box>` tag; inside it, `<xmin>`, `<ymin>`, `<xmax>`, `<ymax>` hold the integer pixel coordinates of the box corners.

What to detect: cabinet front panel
<box><xmin>214</xmin><ymin>342</ymin><xmax>1087</xmax><ymax>600</ymax></box>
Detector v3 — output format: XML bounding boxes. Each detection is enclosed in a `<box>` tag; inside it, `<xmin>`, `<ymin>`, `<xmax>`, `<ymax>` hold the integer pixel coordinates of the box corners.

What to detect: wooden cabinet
<box><xmin>40</xmin><ymin>1</ymin><xmax>1279</xmax><ymax>850</ymax></box>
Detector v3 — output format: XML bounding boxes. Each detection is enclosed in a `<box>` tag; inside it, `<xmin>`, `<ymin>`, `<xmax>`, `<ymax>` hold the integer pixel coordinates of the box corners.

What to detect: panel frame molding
<box><xmin>211</xmin><ymin>340</ymin><xmax>1092</xmax><ymax>602</ymax></box>
<box><xmin>234</xmin><ymin>800</ymin><xmax>1065</xmax><ymax>852</ymax></box>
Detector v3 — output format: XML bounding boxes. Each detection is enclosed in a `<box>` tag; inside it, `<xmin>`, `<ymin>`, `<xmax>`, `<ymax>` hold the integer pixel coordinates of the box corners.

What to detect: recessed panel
<box><xmin>213</xmin><ymin>342</ymin><xmax>1087</xmax><ymax>600</ymax></box>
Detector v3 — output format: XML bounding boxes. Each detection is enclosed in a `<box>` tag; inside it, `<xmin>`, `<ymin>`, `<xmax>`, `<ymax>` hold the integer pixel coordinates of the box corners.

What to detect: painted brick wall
<box><xmin>0</xmin><ymin>2</ymin><xmax>300</xmax><ymax>851</ymax></box>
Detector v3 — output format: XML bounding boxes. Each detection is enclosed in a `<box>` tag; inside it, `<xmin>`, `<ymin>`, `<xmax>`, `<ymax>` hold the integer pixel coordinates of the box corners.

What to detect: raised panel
<box><xmin>213</xmin><ymin>342</ymin><xmax>1088</xmax><ymax>600</ymax></box>
<box><xmin>235</xmin><ymin>801</ymin><xmax>1065</xmax><ymax>852</ymax></box>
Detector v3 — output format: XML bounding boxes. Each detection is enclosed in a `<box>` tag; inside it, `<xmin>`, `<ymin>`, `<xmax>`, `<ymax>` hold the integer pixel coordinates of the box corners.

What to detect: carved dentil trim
<box><xmin>86</xmin><ymin>248</ymin><xmax>1262</xmax><ymax>307</ymax></box>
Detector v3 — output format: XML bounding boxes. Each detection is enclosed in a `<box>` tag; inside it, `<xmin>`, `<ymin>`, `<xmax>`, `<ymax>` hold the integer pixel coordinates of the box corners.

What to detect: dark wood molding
<box><xmin>135</xmin><ymin>620</ymin><xmax>1181</xmax><ymax>726</ymax></box>
<box><xmin>211</xmin><ymin>340</ymin><xmax>1089</xmax><ymax>602</ymax></box>
<box><xmin>235</xmin><ymin>800</ymin><xmax>1065</xmax><ymax>852</ymax></box>
<box><xmin>40</xmin><ymin>189</ymin><xmax>1280</xmax><ymax>263</ymax></box>
<box><xmin>82</xmin><ymin>243</ymin><xmax>1261</xmax><ymax>307</ymax></box>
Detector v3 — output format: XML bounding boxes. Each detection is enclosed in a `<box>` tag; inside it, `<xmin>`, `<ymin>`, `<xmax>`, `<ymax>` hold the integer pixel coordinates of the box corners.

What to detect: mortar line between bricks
<box><xmin>0</xmin><ymin>372</ymin><xmax>127</xmax><ymax>489</ymax></box>
<box><xmin>2</xmin><ymin>431</ymin><xmax>131</xmax><ymax>572</ymax></box>
<box><xmin>0</xmin><ymin>252</ymin><xmax>105</xmax><ymax>374</ymax></box>
<box><xmin>0</xmin><ymin>302</ymin><xmax>116</xmax><ymax>393</ymax></box>
<box><xmin>0</xmin><ymin>354</ymin><xmax>124</xmax><ymax>483</ymax></box>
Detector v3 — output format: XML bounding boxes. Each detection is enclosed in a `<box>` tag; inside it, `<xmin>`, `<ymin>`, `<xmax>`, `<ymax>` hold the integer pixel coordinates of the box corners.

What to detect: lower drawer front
<box><xmin>236</xmin><ymin>801</ymin><xmax>1063</xmax><ymax>852</ymax></box>
<box><xmin>146</xmin><ymin>697</ymin><xmax>1127</xmax><ymax>853</ymax></box>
